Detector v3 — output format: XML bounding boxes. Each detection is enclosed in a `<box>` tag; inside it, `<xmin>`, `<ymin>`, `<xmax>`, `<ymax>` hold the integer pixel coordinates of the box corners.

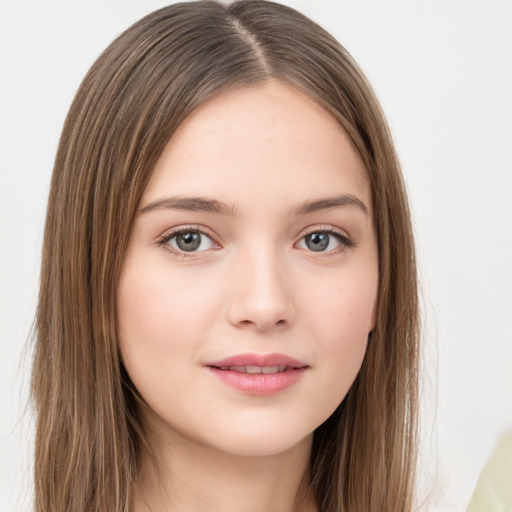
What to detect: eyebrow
<box><xmin>293</xmin><ymin>194</ymin><xmax>368</xmax><ymax>215</ymax></box>
<box><xmin>140</xmin><ymin>196</ymin><xmax>238</xmax><ymax>216</ymax></box>
<box><xmin>140</xmin><ymin>194</ymin><xmax>368</xmax><ymax>216</ymax></box>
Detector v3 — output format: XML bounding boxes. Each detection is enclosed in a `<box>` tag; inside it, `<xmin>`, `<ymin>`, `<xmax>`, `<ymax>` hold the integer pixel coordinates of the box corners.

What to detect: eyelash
<box><xmin>298</xmin><ymin>225</ymin><xmax>355</xmax><ymax>257</ymax></box>
<box><xmin>156</xmin><ymin>225</ymin><xmax>218</xmax><ymax>257</ymax></box>
<box><xmin>156</xmin><ymin>225</ymin><xmax>355</xmax><ymax>257</ymax></box>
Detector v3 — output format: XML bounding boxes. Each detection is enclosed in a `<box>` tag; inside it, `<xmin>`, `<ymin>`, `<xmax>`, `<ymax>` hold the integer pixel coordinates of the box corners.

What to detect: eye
<box><xmin>297</xmin><ymin>230</ymin><xmax>353</xmax><ymax>253</ymax></box>
<box><xmin>158</xmin><ymin>228</ymin><xmax>217</xmax><ymax>254</ymax></box>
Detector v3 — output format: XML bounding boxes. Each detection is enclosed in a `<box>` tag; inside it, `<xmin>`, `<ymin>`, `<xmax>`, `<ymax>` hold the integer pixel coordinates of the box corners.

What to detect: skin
<box><xmin>118</xmin><ymin>80</ymin><xmax>378</xmax><ymax>512</ymax></box>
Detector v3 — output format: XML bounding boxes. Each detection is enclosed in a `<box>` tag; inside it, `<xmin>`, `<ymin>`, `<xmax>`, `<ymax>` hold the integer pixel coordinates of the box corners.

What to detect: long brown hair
<box><xmin>32</xmin><ymin>1</ymin><xmax>419</xmax><ymax>511</ymax></box>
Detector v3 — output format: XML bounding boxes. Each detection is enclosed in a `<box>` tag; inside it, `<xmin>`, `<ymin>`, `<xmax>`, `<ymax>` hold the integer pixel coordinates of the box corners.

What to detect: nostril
<box><xmin>236</xmin><ymin>318</ymin><xmax>288</xmax><ymax>330</ymax></box>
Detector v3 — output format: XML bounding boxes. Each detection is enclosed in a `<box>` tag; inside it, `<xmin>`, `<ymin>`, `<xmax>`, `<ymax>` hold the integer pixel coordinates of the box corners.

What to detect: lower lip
<box><xmin>207</xmin><ymin>367</ymin><xmax>307</xmax><ymax>395</ymax></box>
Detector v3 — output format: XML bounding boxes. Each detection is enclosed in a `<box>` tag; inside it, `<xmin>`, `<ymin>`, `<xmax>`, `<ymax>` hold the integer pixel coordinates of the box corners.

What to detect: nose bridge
<box><xmin>227</xmin><ymin>241</ymin><xmax>295</xmax><ymax>330</ymax></box>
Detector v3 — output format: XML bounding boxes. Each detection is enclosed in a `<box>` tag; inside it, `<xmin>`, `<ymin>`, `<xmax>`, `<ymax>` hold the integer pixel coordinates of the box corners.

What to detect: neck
<box><xmin>133</xmin><ymin>421</ymin><xmax>317</xmax><ymax>512</ymax></box>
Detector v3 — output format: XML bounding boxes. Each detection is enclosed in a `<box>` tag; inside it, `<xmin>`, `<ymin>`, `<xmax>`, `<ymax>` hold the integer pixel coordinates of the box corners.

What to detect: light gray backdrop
<box><xmin>1</xmin><ymin>1</ymin><xmax>511</xmax><ymax>511</ymax></box>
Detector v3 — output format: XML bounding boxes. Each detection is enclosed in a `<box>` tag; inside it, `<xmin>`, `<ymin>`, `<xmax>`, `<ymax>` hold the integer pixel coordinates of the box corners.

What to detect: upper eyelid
<box><xmin>298</xmin><ymin>224</ymin><xmax>352</xmax><ymax>240</ymax></box>
<box><xmin>157</xmin><ymin>224</ymin><xmax>217</xmax><ymax>242</ymax></box>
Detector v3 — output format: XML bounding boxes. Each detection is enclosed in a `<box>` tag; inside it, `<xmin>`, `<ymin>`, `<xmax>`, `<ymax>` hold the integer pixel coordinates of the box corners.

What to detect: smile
<box><xmin>206</xmin><ymin>353</ymin><xmax>308</xmax><ymax>395</ymax></box>
<box><xmin>217</xmin><ymin>365</ymin><xmax>288</xmax><ymax>374</ymax></box>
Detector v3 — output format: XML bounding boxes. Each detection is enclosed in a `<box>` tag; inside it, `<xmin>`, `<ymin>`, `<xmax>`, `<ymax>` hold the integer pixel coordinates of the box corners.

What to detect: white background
<box><xmin>1</xmin><ymin>1</ymin><xmax>511</xmax><ymax>511</ymax></box>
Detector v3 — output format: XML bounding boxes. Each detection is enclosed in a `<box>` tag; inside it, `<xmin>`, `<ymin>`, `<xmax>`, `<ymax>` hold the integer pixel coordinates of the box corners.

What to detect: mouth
<box><xmin>206</xmin><ymin>353</ymin><xmax>308</xmax><ymax>395</ymax></box>
<box><xmin>207</xmin><ymin>352</ymin><xmax>307</xmax><ymax>369</ymax></box>
<box><xmin>215</xmin><ymin>365</ymin><xmax>291</xmax><ymax>374</ymax></box>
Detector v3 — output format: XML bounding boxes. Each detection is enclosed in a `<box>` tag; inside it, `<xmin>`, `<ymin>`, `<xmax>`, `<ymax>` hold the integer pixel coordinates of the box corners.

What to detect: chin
<box><xmin>207</xmin><ymin>429</ymin><xmax>313</xmax><ymax>458</ymax></box>
<box><xmin>188</xmin><ymin>414</ymin><xmax>317</xmax><ymax>458</ymax></box>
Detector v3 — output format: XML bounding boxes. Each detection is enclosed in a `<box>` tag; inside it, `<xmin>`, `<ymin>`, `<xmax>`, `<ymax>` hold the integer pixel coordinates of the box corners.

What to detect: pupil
<box><xmin>306</xmin><ymin>233</ymin><xmax>329</xmax><ymax>251</ymax></box>
<box><xmin>177</xmin><ymin>232</ymin><xmax>201</xmax><ymax>251</ymax></box>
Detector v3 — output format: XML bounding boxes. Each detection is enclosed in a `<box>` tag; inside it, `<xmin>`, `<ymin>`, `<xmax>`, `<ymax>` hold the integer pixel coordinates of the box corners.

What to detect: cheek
<box><xmin>120</xmin><ymin>256</ymin><xmax>220</xmax><ymax>333</ymax></box>
<box><xmin>116</xmin><ymin>261</ymin><xmax>221</xmax><ymax>390</ymax></box>
<box><xmin>302</xmin><ymin>268</ymin><xmax>377</xmax><ymax>401</ymax></box>
<box><xmin>307</xmin><ymin>271</ymin><xmax>377</xmax><ymax>343</ymax></box>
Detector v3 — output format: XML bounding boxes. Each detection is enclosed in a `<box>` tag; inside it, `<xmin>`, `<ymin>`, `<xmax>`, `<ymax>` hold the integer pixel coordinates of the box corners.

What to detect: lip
<box><xmin>207</xmin><ymin>353</ymin><xmax>307</xmax><ymax>369</ymax></box>
<box><xmin>206</xmin><ymin>353</ymin><xmax>308</xmax><ymax>396</ymax></box>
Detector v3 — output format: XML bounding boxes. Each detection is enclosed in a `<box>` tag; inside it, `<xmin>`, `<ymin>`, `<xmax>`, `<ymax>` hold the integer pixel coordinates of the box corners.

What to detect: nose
<box><xmin>226</xmin><ymin>247</ymin><xmax>295</xmax><ymax>331</ymax></box>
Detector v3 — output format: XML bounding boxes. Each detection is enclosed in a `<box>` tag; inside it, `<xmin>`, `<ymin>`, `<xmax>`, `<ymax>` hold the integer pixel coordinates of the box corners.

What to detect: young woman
<box><xmin>32</xmin><ymin>1</ymin><xmax>420</xmax><ymax>511</ymax></box>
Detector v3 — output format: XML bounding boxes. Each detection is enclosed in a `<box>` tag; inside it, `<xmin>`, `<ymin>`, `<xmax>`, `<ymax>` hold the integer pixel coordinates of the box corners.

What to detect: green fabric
<box><xmin>466</xmin><ymin>430</ymin><xmax>512</xmax><ymax>512</ymax></box>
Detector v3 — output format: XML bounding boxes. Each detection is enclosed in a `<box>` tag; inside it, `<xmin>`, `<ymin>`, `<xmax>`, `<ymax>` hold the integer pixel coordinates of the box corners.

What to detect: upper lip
<box><xmin>206</xmin><ymin>353</ymin><xmax>308</xmax><ymax>369</ymax></box>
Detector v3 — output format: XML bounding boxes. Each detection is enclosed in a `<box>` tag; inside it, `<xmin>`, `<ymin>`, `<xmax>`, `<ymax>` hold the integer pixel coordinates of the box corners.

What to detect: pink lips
<box><xmin>206</xmin><ymin>353</ymin><xmax>308</xmax><ymax>396</ymax></box>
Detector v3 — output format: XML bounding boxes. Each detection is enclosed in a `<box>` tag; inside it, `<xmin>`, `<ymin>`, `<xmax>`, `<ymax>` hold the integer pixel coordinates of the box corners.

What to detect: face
<box><xmin>118</xmin><ymin>81</ymin><xmax>378</xmax><ymax>457</ymax></box>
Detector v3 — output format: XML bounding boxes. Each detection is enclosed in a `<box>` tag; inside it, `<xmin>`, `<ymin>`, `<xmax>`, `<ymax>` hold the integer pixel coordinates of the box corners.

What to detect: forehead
<box><xmin>142</xmin><ymin>80</ymin><xmax>371</xmax><ymax>214</ymax></box>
